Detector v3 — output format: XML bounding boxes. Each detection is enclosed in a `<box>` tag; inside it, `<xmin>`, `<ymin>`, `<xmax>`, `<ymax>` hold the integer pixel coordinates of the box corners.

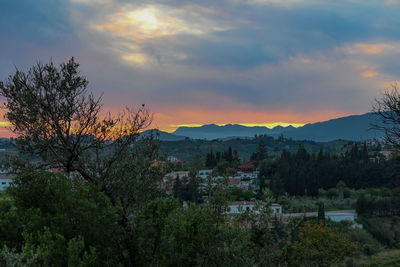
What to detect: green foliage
<box><xmin>229</xmin><ymin>187</ymin><xmax>253</xmax><ymax>201</ymax></box>
<box><xmin>0</xmin><ymin>245</ymin><xmax>38</xmax><ymax>267</ymax></box>
<box><xmin>289</xmin><ymin>221</ymin><xmax>356</xmax><ymax>266</ymax></box>
<box><xmin>359</xmin><ymin>217</ymin><xmax>400</xmax><ymax>248</ymax></box>
<box><xmin>326</xmin><ymin>188</ymin><xmax>338</xmax><ymax>199</ymax></box>
<box><xmin>131</xmin><ymin>197</ymin><xmax>252</xmax><ymax>267</ymax></box>
<box><xmin>318</xmin><ymin>202</ymin><xmax>325</xmax><ymax>221</ymax></box>
<box><xmin>348</xmin><ymin>228</ymin><xmax>383</xmax><ymax>255</ymax></box>
<box><xmin>268</xmin><ymin>144</ymin><xmax>400</xmax><ymax>197</ymax></box>
<box><xmin>159</xmin><ymin>136</ymin><xmax>348</xmax><ymax>162</ymax></box>
<box><xmin>0</xmin><ymin>199</ymin><xmax>23</xmax><ymax>249</ymax></box>
<box><xmin>351</xmin><ymin>249</ymin><xmax>400</xmax><ymax>266</ymax></box>
<box><xmin>0</xmin><ymin>171</ymin><xmax>375</xmax><ymax>266</ymax></box>
<box><xmin>1</xmin><ymin>171</ymin><xmax>122</xmax><ymax>265</ymax></box>
<box><xmin>356</xmin><ymin>195</ymin><xmax>400</xmax><ymax>217</ymax></box>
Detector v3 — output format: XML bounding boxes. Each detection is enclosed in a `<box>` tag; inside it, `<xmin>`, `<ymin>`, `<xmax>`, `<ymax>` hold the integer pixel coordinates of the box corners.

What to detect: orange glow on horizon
<box><xmin>150</xmin><ymin>108</ymin><xmax>355</xmax><ymax>133</ymax></box>
<box><xmin>164</xmin><ymin>122</ymin><xmax>306</xmax><ymax>133</ymax></box>
<box><xmin>0</xmin><ymin>109</ymin><xmax>359</xmax><ymax>138</ymax></box>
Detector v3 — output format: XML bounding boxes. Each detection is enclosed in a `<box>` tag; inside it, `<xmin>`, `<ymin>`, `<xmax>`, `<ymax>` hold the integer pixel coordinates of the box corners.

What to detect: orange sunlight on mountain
<box><xmin>0</xmin><ymin>108</ymin><xmax>354</xmax><ymax>137</ymax></box>
<box><xmin>151</xmin><ymin>108</ymin><xmax>352</xmax><ymax>133</ymax></box>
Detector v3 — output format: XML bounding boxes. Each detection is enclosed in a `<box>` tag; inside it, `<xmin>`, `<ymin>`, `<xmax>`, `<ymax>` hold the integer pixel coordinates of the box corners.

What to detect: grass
<box><xmin>350</xmin><ymin>249</ymin><xmax>400</xmax><ymax>266</ymax></box>
<box><xmin>288</xmin><ymin>197</ymin><xmax>356</xmax><ymax>213</ymax></box>
<box><xmin>0</xmin><ymin>192</ymin><xmax>11</xmax><ymax>201</ymax></box>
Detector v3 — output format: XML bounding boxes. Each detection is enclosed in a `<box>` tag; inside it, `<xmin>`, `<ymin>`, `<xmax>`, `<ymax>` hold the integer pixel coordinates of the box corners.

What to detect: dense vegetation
<box><xmin>159</xmin><ymin>135</ymin><xmax>349</xmax><ymax>161</ymax></box>
<box><xmin>0</xmin><ymin>172</ymin><xmax>358</xmax><ymax>266</ymax></box>
<box><xmin>0</xmin><ymin>58</ymin><xmax>399</xmax><ymax>266</ymax></box>
<box><xmin>264</xmin><ymin>143</ymin><xmax>400</xmax><ymax>196</ymax></box>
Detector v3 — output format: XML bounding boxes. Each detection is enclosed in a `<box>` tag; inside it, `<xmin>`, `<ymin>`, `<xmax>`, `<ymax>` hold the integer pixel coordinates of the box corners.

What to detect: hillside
<box><xmin>159</xmin><ymin>136</ymin><xmax>349</xmax><ymax>161</ymax></box>
<box><xmin>171</xmin><ymin>113</ymin><xmax>383</xmax><ymax>141</ymax></box>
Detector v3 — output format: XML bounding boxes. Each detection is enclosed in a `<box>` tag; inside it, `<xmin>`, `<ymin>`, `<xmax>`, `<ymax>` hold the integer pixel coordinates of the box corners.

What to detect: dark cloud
<box><xmin>1</xmin><ymin>0</ymin><xmax>400</xmax><ymax>128</ymax></box>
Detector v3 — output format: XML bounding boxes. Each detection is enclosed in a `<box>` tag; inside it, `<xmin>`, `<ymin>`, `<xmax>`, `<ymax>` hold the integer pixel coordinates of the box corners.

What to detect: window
<box><xmin>1</xmin><ymin>182</ymin><xmax>6</xmax><ymax>185</ymax></box>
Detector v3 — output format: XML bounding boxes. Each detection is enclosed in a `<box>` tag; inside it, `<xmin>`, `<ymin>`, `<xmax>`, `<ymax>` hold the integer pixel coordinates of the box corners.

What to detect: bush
<box><xmin>348</xmin><ymin>228</ymin><xmax>383</xmax><ymax>255</ymax></box>
<box><xmin>2</xmin><ymin>172</ymin><xmax>122</xmax><ymax>265</ymax></box>
<box><xmin>326</xmin><ymin>188</ymin><xmax>338</xmax><ymax>199</ymax></box>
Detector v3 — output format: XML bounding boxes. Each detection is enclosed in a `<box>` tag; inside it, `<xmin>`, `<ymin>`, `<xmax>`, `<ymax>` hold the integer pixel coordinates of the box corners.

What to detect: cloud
<box><xmin>356</xmin><ymin>44</ymin><xmax>386</xmax><ymax>54</ymax></box>
<box><xmin>1</xmin><ymin>0</ymin><xmax>400</xmax><ymax>135</ymax></box>
<box><xmin>88</xmin><ymin>4</ymin><xmax>232</xmax><ymax>65</ymax></box>
<box><xmin>386</xmin><ymin>0</ymin><xmax>399</xmax><ymax>6</ymax></box>
<box><xmin>361</xmin><ymin>70</ymin><xmax>378</xmax><ymax>78</ymax></box>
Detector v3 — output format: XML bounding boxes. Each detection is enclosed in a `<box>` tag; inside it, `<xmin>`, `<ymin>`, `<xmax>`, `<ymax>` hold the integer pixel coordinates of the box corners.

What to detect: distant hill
<box><xmin>172</xmin><ymin>113</ymin><xmax>384</xmax><ymax>141</ymax></box>
<box><xmin>159</xmin><ymin>136</ymin><xmax>349</xmax><ymax>161</ymax></box>
<box><xmin>140</xmin><ymin>129</ymin><xmax>187</xmax><ymax>141</ymax></box>
<box><xmin>281</xmin><ymin>113</ymin><xmax>383</xmax><ymax>142</ymax></box>
<box><xmin>173</xmin><ymin>124</ymin><xmax>291</xmax><ymax>140</ymax></box>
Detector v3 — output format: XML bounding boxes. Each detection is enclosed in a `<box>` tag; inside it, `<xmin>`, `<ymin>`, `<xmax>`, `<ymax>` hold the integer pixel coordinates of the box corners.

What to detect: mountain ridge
<box><xmin>170</xmin><ymin>112</ymin><xmax>384</xmax><ymax>141</ymax></box>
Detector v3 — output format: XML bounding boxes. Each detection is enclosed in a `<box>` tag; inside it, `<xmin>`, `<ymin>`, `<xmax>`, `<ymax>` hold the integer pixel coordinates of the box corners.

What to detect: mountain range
<box><xmin>146</xmin><ymin>113</ymin><xmax>385</xmax><ymax>142</ymax></box>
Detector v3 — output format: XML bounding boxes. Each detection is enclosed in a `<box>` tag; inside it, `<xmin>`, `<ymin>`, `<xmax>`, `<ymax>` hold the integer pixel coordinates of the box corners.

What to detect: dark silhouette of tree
<box><xmin>0</xmin><ymin>59</ymin><xmax>163</xmax><ymax>264</ymax></box>
<box><xmin>318</xmin><ymin>202</ymin><xmax>325</xmax><ymax>221</ymax></box>
<box><xmin>251</xmin><ymin>140</ymin><xmax>267</xmax><ymax>162</ymax></box>
<box><xmin>372</xmin><ymin>83</ymin><xmax>400</xmax><ymax>148</ymax></box>
<box><xmin>173</xmin><ymin>174</ymin><xmax>182</xmax><ymax>199</ymax></box>
<box><xmin>336</xmin><ymin>180</ymin><xmax>346</xmax><ymax>200</ymax></box>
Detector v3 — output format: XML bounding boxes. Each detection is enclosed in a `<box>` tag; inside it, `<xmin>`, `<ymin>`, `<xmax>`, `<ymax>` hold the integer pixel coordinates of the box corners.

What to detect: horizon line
<box><xmin>162</xmin><ymin>122</ymin><xmax>306</xmax><ymax>133</ymax></box>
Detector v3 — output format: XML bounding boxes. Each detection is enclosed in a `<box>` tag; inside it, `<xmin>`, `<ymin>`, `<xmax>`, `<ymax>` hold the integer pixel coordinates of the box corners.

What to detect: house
<box><xmin>228</xmin><ymin>201</ymin><xmax>256</xmax><ymax>213</ymax></box>
<box><xmin>167</xmin><ymin>155</ymin><xmax>181</xmax><ymax>163</ymax></box>
<box><xmin>271</xmin><ymin>204</ymin><xmax>282</xmax><ymax>215</ymax></box>
<box><xmin>198</xmin><ymin>169</ymin><xmax>213</xmax><ymax>179</ymax></box>
<box><xmin>227</xmin><ymin>201</ymin><xmax>283</xmax><ymax>215</ymax></box>
<box><xmin>237</xmin><ymin>171</ymin><xmax>258</xmax><ymax>180</ymax></box>
<box><xmin>164</xmin><ymin>171</ymin><xmax>189</xmax><ymax>180</ymax></box>
<box><xmin>238</xmin><ymin>161</ymin><xmax>256</xmax><ymax>172</ymax></box>
<box><xmin>0</xmin><ymin>173</ymin><xmax>15</xmax><ymax>191</ymax></box>
<box><xmin>228</xmin><ymin>178</ymin><xmax>241</xmax><ymax>187</ymax></box>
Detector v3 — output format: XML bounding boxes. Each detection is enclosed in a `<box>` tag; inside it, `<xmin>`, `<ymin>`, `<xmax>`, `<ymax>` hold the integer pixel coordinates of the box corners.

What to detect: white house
<box><xmin>198</xmin><ymin>169</ymin><xmax>213</xmax><ymax>179</ymax></box>
<box><xmin>236</xmin><ymin>171</ymin><xmax>259</xmax><ymax>180</ymax></box>
<box><xmin>0</xmin><ymin>174</ymin><xmax>14</xmax><ymax>191</ymax></box>
<box><xmin>228</xmin><ymin>201</ymin><xmax>256</xmax><ymax>213</ymax></box>
<box><xmin>227</xmin><ymin>201</ymin><xmax>283</xmax><ymax>215</ymax></box>
<box><xmin>271</xmin><ymin>203</ymin><xmax>283</xmax><ymax>215</ymax></box>
<box><xmin>164</xmin><ymin>171</ymin><xmax>189</xmax><ymax>181</ymax></box>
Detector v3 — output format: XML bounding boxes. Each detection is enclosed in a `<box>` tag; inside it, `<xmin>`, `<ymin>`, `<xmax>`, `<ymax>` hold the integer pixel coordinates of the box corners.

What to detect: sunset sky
<box><xmin>1</xmin><ymin>0</ymin><xmax>400</xmax><ymax>136</ymax></box>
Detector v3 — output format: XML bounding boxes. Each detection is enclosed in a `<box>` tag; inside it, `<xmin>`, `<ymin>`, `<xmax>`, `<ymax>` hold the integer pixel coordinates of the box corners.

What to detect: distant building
<box><xmin>228</xmin><ymin>178</ymin><xmax>241</xmax><ymax>187</ymax></box>
<box><xmin>271</xmin><ymin>203</ymin><xmax>282</xmax><ymax>215</ymax></box>
<box><xmin>236</xmin><ymin>171</ymin><xmax>258</xmax><ymax>180</ymax></box>
<box><xmin>238</xmin><ymin>161</ymin><xmax>256</xmax><ymax>172</ymax></box>
<box><xmin>379</xmin><ymin>149</ymin><xmax>397</xmax><ymax>159</ymax></box>
<box><xmin>0</xmin><ymin>173</ymin><xmax>15</xmax><ymax>191</ymax></box>
<box><xmin>167</xmin><ymin>156</ymin><xmax>184</xmax><ymax>167</ymax></box>
<box><xmin>164</xmin><ymin>171</ymin><xmax>189</xmax><ymax>180</ymax></box>
<box><xmin>227</xmin><ymin>201</ymin><xmax>283</xmax><ymax>215</ymax></box>
<box><xmin>198</xmin><ymin>169</ymin><xmax>213</xmax><ymax>179</ymax></box>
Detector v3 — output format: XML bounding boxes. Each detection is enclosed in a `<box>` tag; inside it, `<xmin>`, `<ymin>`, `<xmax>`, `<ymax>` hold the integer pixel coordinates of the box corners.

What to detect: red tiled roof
<box><xmin>228</xmin><ymin>178</ymin><xmax>241</xmax><ymax>185</ymax></box>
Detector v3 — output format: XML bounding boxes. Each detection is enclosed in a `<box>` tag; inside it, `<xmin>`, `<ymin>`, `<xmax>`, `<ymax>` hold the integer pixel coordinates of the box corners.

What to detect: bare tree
<box><xmin>372</xmin><ymin>83</ymin><xmax>400</xmax><ymax>148</ymax></box>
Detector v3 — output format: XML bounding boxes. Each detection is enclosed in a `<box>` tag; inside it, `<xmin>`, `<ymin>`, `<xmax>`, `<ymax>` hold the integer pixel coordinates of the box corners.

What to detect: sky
<box><xmin>1</xmin><ymin>0</ymin><xmax>400</xmax><ymax>136</ymax></box>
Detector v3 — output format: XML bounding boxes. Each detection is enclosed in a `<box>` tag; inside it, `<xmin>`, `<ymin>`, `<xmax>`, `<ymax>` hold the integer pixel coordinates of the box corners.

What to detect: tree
<box><xmin>0</xmin><ymin>58</ymin><xmax>163</xmax><ymax>265</ymax></box>
<box><xmin>0</xmin><ymin>59</ymin><xmax>159</xmax><ymax>208</ymax></box>
<box><xmin>0</xmin><ymin>57</ymin><xmax>150</xmax><ymax>181</ymax></box>
<box><xmin>1</xmin><ymin>172</ymin><xmax>121</xmax><ymax>265</ymax></box>
<box><xmin>258</xmin><ymin>158</ymin><xmax>276</xmax><ymax>194</ymax></box>
<box><xmin>173</xmin><ymin>174</ymin><xmax>182</xmax><ymax>199</ymax></box>
<box><xmin>372</xmin><ymin>83</ymin><xmax>400</xmax><ymax>148</ymax></box>
<box><xmin>289</xmin><ymin>221</ymin><xmax>356</xmax><ymax>266</ymax></box>
<box><xmin>336</xmin><ymin>180</ymin><xmax>346</xmax><ymax>200</ymax></box>
<box><xmin>318</xmin><ymin>202</ymin><xmax>325</xmax><ymax>221</ymax></box>
<box><xmin>251</xmin><ymin>140</ymin><xmax>267</xmax><ymax>162</ymax></box>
